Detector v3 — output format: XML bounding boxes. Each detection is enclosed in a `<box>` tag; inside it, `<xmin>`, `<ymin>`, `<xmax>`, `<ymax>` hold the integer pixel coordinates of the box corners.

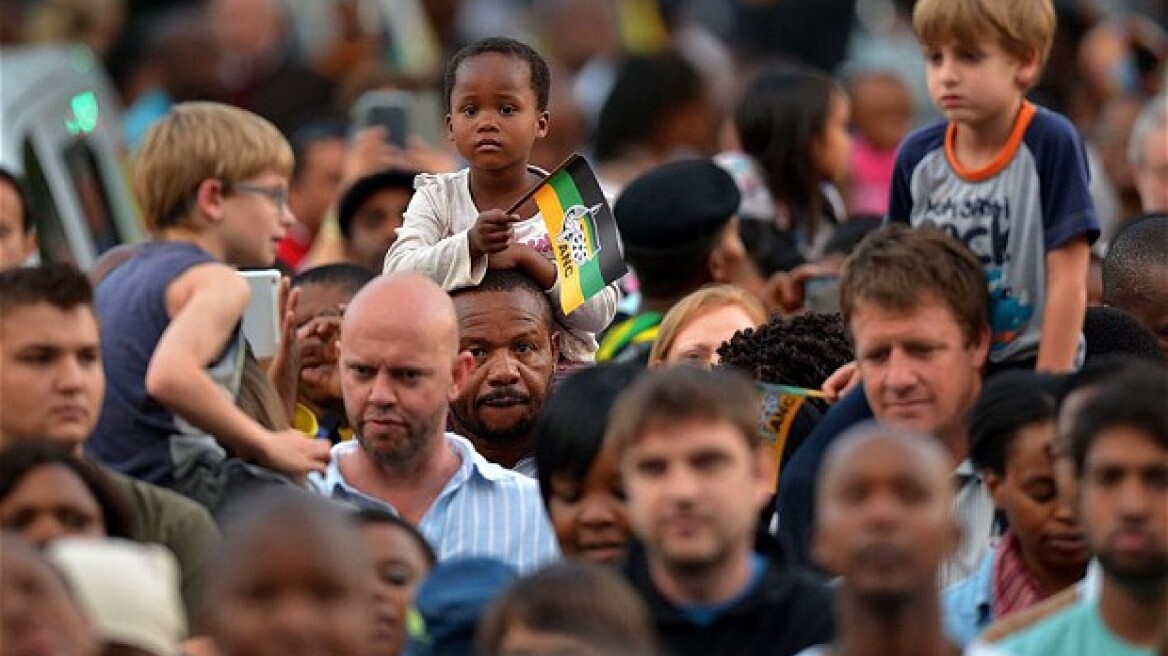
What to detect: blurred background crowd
<box><xmin>1</xmin><ymin>0</ymin><xmax>1164</xmax><ymax>264</ymax></box>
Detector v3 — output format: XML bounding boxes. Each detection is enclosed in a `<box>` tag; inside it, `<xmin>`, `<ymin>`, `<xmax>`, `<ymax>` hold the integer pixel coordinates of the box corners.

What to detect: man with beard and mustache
<box><xmin>309</xmin><ymin>273</ymin><xmax>558</xmax><ymax>573</ymax></box>
<box><xmin>450</xmin><ymin>270</ymin><xmax>559</xmax><ymax>475</ymax></box>
<box><xmin>976</xmin><ymin>364</ymin><xmax>1168</xmax><ymax>656</ymax></box>
<box><xmin>802</xmin><ymin>421</ymin><xmax>961</xmax><ymax>656</ymax></box>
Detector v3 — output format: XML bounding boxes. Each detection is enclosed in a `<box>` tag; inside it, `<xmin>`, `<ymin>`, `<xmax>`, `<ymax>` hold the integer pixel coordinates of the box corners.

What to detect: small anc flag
<box><xmin>754</xmin><ymin>382</ymin><xmax>823</xmax><ymax>493</ymax></box>
<box><xmin>516</xmin><ymin>154</ymin><xmax>627</xmax><ymax>315</ymax></box>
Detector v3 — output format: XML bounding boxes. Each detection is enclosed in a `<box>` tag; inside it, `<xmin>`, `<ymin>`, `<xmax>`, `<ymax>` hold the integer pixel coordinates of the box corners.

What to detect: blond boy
<box><xmin>888</xmin><ymin>0</ymin><xmax>1099</xmax><ymax>373</ymax></box>
<box><xmin>86</xmin><ymin>103</ymin><xmax>329</xmax><ymax>516</ymax></box>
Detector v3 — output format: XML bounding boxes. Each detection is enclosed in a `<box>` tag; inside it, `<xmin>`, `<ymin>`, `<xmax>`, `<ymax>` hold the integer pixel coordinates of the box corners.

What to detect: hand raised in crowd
<box><xmin>468</xmin><ymin>209</ymin><xmax>520</xmax><ymax>260</ymax></box>
<box><xmin>343</xmin><ymin>127</ymin><xmax>458</xmax><ymax>185</ymax></box>
<box><xmin>257</xmin><ymin>427</ymin><xmax>332</xmax><ymax>482</ymax></box>
<box><xmin>402</xmin><ymin>135</ymin><xmax>460</xmax><ymax>174</ymax></box>
<box><xmin>298</xmin><ymin>311</ymin><xmax>344</xmax><ymax>404</ymax></box>
<box><xmin>265</xmin><ymin>278</ymin><xmax>300</xmax><ymax>419</ymax></box>
<box><xmin>761</xmin><ymin>263</ymin><xmax>838</xmax><ymax>315</ymax></box>
<box><xmin>820</xmin><ymin>360</ymin><xmax>859</xmax><ymax>403</ymax></box>
<box><xmin>343</xmin><ymin>126</ymin><xmax>400</xmax><ymax>185</ymax></box>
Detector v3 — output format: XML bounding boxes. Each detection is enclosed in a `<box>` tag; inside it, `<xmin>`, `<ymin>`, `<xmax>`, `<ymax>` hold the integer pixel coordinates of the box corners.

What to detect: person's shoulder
<box><xmin>761</xmin><ymin>556</ymin><xmax>833</xmax><ymax>609</ymax></box>
<box><xmin>978</xmin><ymin>583</ymin><xmax>1083</xmax><ymax>646</ymax></box>
<box><xmin>166</xmin><ymin>262</ymin><xmax>249</xmax><ymax>316</ymax></box>
<box><xmin>447</xmin><ymin>433</ymin><xmax>539</xmax><ymax>489</ymax></box>
<box><xmin>945</xmin><ymin>546</ymin><xmax>994</xmax><ymax>599</ymax></box>
<box><xmin>756</xmin><ymin>559</ymin><xmax>836</xmax><ymax>647</ymax></box>
<box><xmin>412</xmin><ymin>168</ymin><xmax>470</xmax><ymax>195</ymax></box>
<box><xmin>993</xmin><ymin>598</ymin><xmax>1093</xmax><ymax>655</ymax></box>
<box><xmin>1022</xmin><ymin>104</ymin><xmax>1087</xmax><ymax>155</ymax></box>
<box><xmin>103</xmin><ymin>241</ymin><xmax>216</xmax><ymax>282</ymax></box>
<box><xmin>172</xmin><ymin>260</ymin><xmax>246</xmax><ymax>294</ymax></box>
<box><xmin>1026</xmin><ymin>104</ymin><xmax>1082</xmax><ymax>138</ymax></box>
<box><xmin>103</xmin><ymin>468</ymin><xmax>219</xmax><ymax>535</ymax></box>
<box><xmin>897</xmin><ymin>121</ymin><xmax>949</xmax><ymax>165</ymax></box>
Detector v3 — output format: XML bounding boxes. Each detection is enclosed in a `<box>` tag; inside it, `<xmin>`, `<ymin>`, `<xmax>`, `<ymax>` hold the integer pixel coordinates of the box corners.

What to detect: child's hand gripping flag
<box><xmin>509</xmin><ymin>154</ymin><xmax>627</xmax><ymax>314</ymax></box>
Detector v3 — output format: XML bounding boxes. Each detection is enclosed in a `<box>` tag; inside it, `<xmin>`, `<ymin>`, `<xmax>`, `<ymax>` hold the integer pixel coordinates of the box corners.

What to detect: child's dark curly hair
<box><xmin>718</xmin><ymin>311</ymin><xmax>853</xmax><ymax>410</ymax></box>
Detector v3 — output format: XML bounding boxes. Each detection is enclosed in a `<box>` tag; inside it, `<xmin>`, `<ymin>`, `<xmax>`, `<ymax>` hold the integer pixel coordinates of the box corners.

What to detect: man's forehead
<box><xmin>455</xmin><ymin>285</ymin><xmax>544</xmax><ymax>308</ymax></box>
<box><xmin>454</xmin><ymin>287</ymin><xmax>550</xmax><ymax>323</ymax></box>
<box><xmin>850</xmin><ymin>296</ymin><xmax>963</xmax><ymax>334</ymax></box>
<box><xmin>458</xmin><ymin>309</ymin><xmax>547</xmax><ymax>341</ymax></box>
<box><xmin>628</xmin><ymin>417</ymin><xmax>749</xmax><ymax>455</ymax></box>
<box><xmin>0</xmin><ymin>303</ymin><xmax>99</xmax><ymax>343</ymax></box>
<box><xmin>1084</xmin><ymin>425</ymin><xmax>1167</xmax><ymax>466</ymax></box>
<box><xmin>342</xmin><ymin>326</ymin><xmax>443</xmax><ymax>362</ymax></box>
<box><xmin>294</xmin><ymin>283</ymin><xmax>351</xmax><ymax>321</ymax></box>
<box><xmin>297</xmin><ymin>281</ymin><xmax>352</xmax><ymax>306</ymax></box>
<box><xmin>822</xmin><ymin>431</ymin><xmax>951</xmax><ymax>486</ymax></box>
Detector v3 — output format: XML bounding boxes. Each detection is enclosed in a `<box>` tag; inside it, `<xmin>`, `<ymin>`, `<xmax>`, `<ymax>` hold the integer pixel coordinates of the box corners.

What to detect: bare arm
<box><xmin>1037</xmin><ymin>238</ymin><xmax>1090</xmax><ymax>372</ymax></box>
<box><xmin>146</xmin><ymin>265</ymin><xmax>328</xmax><ymax>477</ymax></box>
<box><xmin>383</xmin><ymin>182</ymin><xmax>488</xmax><ymax>288</ymax></box>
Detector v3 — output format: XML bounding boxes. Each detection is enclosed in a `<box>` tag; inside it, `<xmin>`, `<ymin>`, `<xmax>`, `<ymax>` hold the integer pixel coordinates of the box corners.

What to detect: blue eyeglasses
<box><xmin>233</xmin><ymin>182</ymin><xmax>290</xmax><ymax>213</ymax></box>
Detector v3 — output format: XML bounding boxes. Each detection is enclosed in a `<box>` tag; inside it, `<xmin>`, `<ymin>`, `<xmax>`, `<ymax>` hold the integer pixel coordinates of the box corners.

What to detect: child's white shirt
<box><xmin>384</xmin><ymin>167</ymin><xmax>619</xmax><ymax>364</ymax></box>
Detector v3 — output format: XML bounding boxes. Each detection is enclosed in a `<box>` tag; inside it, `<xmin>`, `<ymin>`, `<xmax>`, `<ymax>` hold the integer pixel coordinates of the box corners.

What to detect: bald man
<box><xmin>309</xmin><ymin>273</ymin><xmax>558</xmax><ymax>573</ymax></box>
<box><xmin>800</xmin><ymin>421</ymin><xmax>960</xmax><ymax>656</ymax></box>
<box><xmin>1103</xmin><ymin>215</ymin><xmax>1168</xmax><ymax>356</ymax></box>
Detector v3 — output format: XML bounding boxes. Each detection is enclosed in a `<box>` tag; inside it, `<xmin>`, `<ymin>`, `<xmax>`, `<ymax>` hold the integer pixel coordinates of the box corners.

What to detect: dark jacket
<box><xmin>624</xmin><ymin>536</ymin><xmax>835</xmax><ymax>656</ymax></box>
<box><xmin>776</xmin><ymin>385</ymin><xmax>873</xmax><ymax>568</ymax></box>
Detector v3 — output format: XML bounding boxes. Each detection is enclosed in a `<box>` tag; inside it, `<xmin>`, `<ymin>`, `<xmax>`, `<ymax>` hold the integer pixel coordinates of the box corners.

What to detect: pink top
<box><xmin>848</xmin><ymin>136</ymin><xmax>897</xmax><ymax>216</ymax></box>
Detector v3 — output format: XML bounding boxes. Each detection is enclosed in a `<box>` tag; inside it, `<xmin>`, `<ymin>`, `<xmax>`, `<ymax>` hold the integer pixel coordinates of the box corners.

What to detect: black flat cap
<box><xmin>337</xmin><ymin>168</ymin><xmax>420</xmax><ymax>240</ymax></box>
<box><xmin>614</xmin><ymin>158</ymin><xmax>741</xmax><ymax>254</ymax></box>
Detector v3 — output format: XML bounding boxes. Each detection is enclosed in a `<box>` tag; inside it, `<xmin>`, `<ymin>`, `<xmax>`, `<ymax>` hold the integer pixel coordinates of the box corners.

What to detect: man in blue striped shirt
<box><xmin>310</xmin><ymin>272</ymin><xmax>559</xmax><ymax>574</ymax></box>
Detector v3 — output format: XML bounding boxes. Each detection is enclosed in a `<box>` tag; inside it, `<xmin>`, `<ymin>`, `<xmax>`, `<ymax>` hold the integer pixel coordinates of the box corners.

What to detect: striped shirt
<box><xmin>945</xmin><ymin>459</ymin><xmax>998</xmax><ymax>587</ymax></box>
<box><xmin>310</xmin><ymin>433</ymin><xmax>560</xmax><ymax>574</ymax></box>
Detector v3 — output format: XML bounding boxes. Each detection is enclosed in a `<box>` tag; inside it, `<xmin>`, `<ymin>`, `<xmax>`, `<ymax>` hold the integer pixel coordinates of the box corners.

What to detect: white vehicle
<box><xmin>1</xmin><ymin>45</ymin><xmax>143</xmax><ymax>269</ymax></box>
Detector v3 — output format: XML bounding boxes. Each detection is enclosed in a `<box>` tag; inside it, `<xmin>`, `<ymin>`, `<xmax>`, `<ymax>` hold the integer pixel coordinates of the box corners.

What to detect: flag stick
<box><xmin>779</xmin><ymin>385</ymin><xmax>827</xmax><ymax>399</ymax></box>
<box><xmin>506</xmin><ymin>153</ymin><xmax>581</xmax><ymax>214</ymax></box>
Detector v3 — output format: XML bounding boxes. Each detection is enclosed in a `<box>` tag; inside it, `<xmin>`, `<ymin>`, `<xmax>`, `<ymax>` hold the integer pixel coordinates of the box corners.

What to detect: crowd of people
<box><xmin>1</xmin><ymin>0</ymin><xmax>1167</xmax><ymax>655</ymax></box>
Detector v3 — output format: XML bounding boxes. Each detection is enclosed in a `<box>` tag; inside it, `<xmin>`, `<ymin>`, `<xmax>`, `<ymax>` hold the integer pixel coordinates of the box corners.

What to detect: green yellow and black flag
<box><xmin>511</xmin><ymin>153</ymin><xmax>627</xmax><ymax>315</ymax></box>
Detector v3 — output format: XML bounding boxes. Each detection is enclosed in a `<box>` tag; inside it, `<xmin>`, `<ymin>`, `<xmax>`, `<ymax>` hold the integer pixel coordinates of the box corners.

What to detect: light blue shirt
<box><xmin>944</xmin><ymin>546</ymin><xmax>995</xmax><ymax>647</ymax></box>
<box><xmin>310</xmin><ymin>433</ymin><xmax>560</xmax><ymax>574</ymax></box>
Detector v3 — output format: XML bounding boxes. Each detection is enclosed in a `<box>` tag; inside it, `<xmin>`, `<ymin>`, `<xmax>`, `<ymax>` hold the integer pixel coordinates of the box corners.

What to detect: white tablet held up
<box><xmin>239</xmin><ymin>269</ymin><xmax>281</xmax><ymax>358</ymax></box>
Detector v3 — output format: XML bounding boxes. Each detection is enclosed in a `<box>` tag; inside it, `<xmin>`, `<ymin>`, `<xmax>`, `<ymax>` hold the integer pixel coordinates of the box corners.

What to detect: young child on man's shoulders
<box><xmin>87</xmin><ymin>102</ymin><xmax>330</xmax><ymax>514</ymax></box>
<box><xmin>384</xmin><ymin>37</ymin><xmax>619</xmax><ymax>368</ymax></box>
<box><xmin>889</xmin><ymin>0</ymin><xmax>1099</xmax><ymax>374</ymax></box>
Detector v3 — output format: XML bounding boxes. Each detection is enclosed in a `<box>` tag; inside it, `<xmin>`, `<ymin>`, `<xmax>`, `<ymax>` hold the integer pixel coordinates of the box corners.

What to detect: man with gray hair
<box><xmin>1128</xmin><ymin>93</ymin><xmax>1167</xmax><ymax>215</ymax></box>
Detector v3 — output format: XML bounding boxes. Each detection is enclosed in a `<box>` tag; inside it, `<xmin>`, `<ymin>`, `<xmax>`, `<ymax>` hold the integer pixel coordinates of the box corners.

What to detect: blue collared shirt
<box><xmin>310</xmin><ymin>433</ymin><xmax>560</xmax><ymax>574</ymax></box>
<box><xmin>944</xmin><ymin>545</ymin><xmax>995</xmax><ymax>647</ymax></box>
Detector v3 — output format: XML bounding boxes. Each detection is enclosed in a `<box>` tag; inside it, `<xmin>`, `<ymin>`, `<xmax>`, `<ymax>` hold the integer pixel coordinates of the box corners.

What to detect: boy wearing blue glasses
<box><xmin>87</xmin><ymin>102</ymin><xmax>330</xmax><ymax>518</ymax></box>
